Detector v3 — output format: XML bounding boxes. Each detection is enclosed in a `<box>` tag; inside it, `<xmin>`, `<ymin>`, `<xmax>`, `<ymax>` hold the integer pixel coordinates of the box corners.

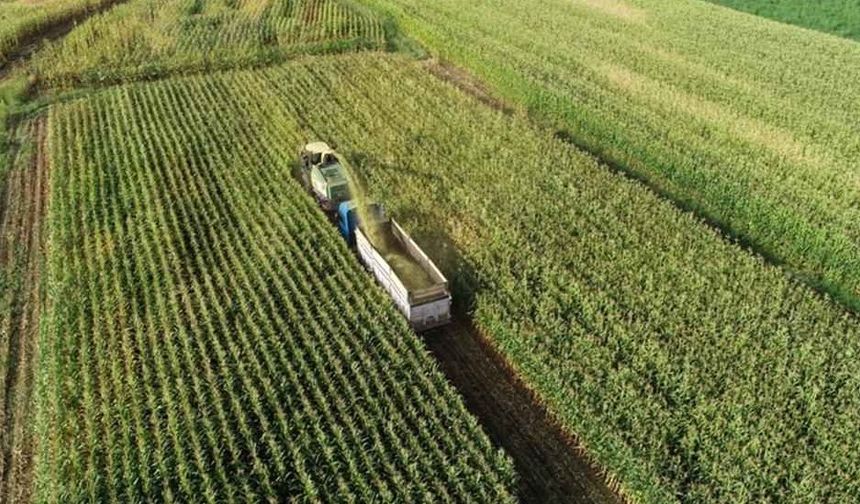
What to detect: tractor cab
<box><xmin>301</xmin><ymin>142</ymin><xmax>336</xmax><ymax>167</ymax></box>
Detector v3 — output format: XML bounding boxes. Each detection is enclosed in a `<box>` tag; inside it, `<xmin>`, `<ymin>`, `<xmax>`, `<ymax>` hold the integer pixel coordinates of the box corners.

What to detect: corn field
<box><xmin>16</xmin><ymin>0</ymin><xmax>860</xmax><ymax>500</ymax></box>
<box><xmin>706</xmin><ymin>0</ymin><xmax>860</xmax><ymax>41</ymax></box>
<box><xmin>361</xmin><ymin>0</ymin><xmax>860</xmax><ymax>312</ymax></box>
<box><xmin>34</xmin><ymin>62</ymin><xmax>516</xmax><ymax>501</ymax></box>
<box><xmin>62</xmin><ymin>52</ymin><xmax>860</xmax><ymax>503</ymax></box>
<box><xmin>32</xmin><ymin>0</ymin><xmax>387</xmax><ymax>87</ymax></box>
<box><xmin>0</xmin><ymin>0</ymin><xmax>113</xmax><ymax>63</ymax></box>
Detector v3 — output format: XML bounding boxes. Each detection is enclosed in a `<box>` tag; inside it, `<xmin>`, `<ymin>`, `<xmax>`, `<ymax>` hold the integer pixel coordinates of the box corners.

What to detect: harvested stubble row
<box><xmin>34</xmin><ymin>65</ymin><xmax>515</xmax><ymax>501</ymax></box>
<box><xmin>0</xmin><ymin>118</ymin><xmax>48</xmax><ymax>504</ymax></box>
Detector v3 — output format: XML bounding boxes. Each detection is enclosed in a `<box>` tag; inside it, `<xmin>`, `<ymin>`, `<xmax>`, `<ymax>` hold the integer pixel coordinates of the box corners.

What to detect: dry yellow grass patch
<box><xmin>575</xmin><ymin>0</ymin><xmax>645</xmax><ymax>22</ymax></box>
<box><xmin>239</xmin><ymin>0</ymin><xmax>269</xmax><ymax>18</ymax></box>
<box><xmin>601</xmin><ymin>62</ymin><xmax>832</xmax><ymax>174</ymax></box>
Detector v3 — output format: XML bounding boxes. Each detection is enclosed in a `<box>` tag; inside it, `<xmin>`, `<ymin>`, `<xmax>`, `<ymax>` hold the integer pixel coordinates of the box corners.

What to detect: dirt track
<box><xmin>424</xmin><ymin>320</ymin><xmax>623</xmax><ymax>504</ymax></box>
<box><xmin>0</xmin><ymin>118</ymin><xmax>48</xmax><ymax>504</ymax></box>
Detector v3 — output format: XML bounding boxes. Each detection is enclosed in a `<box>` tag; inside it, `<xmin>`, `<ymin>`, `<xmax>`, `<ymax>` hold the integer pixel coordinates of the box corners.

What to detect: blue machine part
<box><xmin>338</xmin><ymin>200</ymin><xmax>359</xmax><ymax>245</ymax></box>
<box><xmin>337</xmin><ymin>200</ymin><xmax>386</xmax><ymax>246</ymax></box>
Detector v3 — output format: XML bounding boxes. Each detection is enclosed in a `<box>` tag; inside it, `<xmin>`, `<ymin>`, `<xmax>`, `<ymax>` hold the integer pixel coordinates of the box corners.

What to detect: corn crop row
<box><xmin>359</xmin><ymin>0</ymin><xmax>860</xmax><ymax>312</ymax></box>
<box><xmin>34</xmin><ymin>64</ymin><xmax>515</xmax><ymax>502</ymax></box>
<box><xmin>0</xmin><ymin>0</ymin><xmax>113</xmax><ymax>63</ymax></box>
<box><xmin>32</xmin><ymin>0</ymin><xmax>386</xmax><ymax>88</ymax></box>
<box><xmin>148</xmin><ymin>53</ymin><xmax>860</xmax><ymax>503</ymax></box>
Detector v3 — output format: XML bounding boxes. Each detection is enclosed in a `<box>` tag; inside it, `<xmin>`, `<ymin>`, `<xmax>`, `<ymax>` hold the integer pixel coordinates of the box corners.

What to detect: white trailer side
<box><xmin>355</xmin><ymin>220</ymin><xmax>452</xmax><ymax>331</ymax></box>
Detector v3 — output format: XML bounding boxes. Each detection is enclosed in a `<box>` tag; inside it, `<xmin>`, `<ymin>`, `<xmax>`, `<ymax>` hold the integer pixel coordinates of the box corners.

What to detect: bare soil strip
<box><xmin>0</xmin><ymin>118</ymin><xmax>48</xmax><ymax>504</ymax></box>
<box><xmin>424</xmin><ymin>320</ymin><xmax>624</xmax><ymax>504</ymax></box>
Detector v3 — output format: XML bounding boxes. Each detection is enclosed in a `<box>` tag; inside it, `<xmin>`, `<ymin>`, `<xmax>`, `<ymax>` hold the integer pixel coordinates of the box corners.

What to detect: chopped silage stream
<box><xmin>369</xmin><ymin>224</ymin><xmax>436</xmax><ymax>291</ymax></box>
<box><xmin>342</xmin><ymin>157</ymin><xmax>436</xmax><ymax>292</ymax></box>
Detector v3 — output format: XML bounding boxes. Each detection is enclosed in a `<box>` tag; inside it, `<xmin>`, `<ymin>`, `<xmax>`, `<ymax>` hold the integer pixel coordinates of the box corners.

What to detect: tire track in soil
<box><xmin>424</xmin><ymin>319</ymin><xmax>624</xmax><ymax>504</ymax></box>
<box><xmin>0</xmin><ymin>118</ymin><xmax>48</xmax><ymax>504</ymax></box>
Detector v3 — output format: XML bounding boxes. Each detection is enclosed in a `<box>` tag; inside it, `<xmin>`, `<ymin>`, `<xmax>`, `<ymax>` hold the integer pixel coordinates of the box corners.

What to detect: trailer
<box><xmin>338</xmin><ymin>201</ymin><xmax>452</xmax><ymax>331</ymax></box>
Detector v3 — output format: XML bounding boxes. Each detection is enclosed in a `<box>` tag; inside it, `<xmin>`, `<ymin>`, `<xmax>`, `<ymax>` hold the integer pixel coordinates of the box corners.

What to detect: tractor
<box><xmin>298</xmin><ymin>142</ymin><xmax>351</xmax><ymax>212</ymax></box>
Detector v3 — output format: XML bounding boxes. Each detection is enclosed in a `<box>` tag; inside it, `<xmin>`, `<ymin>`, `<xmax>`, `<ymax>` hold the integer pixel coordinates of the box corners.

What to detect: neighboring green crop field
<box><xmin>361</xmin><ymin>0</ymin><xmax>860</xmax><ymax>312</ymax></box>
<box><xmin>32</xmin><ymin>0</ymin><xmax>387</xmax><ymax>87</ymax></box>
<box><xmin>34</xmin><ymin>61</ymin><xmax>516</xmax><ymax>501</ymax></box>
<box><xmin>0</xmin><ymin>0</ymin><xmax>112</xmax><ymax>63</ymax></box>
<box><xmin>708</xmin><ymin>0</ymin><xmax>860</xmax><ymax>41</ymax></box>
<box><xmin>64</xmin><ymin>52</ymin><xmax>860</xmax><ymax>503</ymax></box>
